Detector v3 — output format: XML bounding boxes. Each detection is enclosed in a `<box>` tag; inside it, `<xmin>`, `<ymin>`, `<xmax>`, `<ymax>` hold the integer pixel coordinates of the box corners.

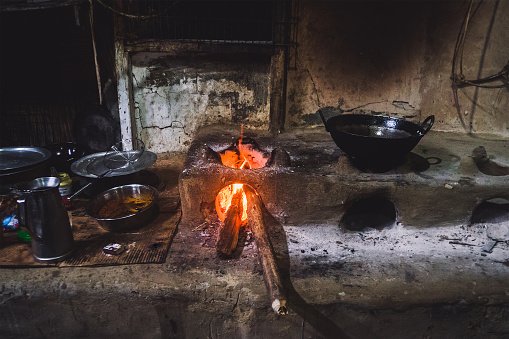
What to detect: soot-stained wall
<box><xmin>131</xmin><ymin>52</ymin><xmax>271</xmax><ymax>153</ymax></box>
<box><xmin>288</xmin><ymin>0</ymin><xmax>509</xmax><ymax>136</ymax></box>
<box><xmin>128</xmin><ymin>1</ymin><xmax>508</xmax><ymax>153</ymax></box>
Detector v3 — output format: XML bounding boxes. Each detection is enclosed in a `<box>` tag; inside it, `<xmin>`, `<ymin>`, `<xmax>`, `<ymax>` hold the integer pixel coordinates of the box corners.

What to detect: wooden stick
<box><xmin>89</xmin><ymin>0</ymin><xmax>103</xmax><ymax>105</ymax></box>
<box><xmin>216</xmin><ymin>190</ymin><xmax>243</xmax><ymax>257</ymax></box>
<box><xmin>245</xmin><ymin>188</ymin><xmax>288</xmax><ymax>315</ymax></box>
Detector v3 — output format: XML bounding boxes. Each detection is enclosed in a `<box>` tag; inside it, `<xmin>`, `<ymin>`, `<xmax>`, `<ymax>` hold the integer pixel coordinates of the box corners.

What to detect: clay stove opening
<box><xmin>213</xmin><ymin>135</ymin><xmax>271</xmax><ymax>255</ymax></box>
<box><xmin>472</xmin><ymin>146</ymin><xmax>509</xmax><ymax>177</ymax></box>
<box><xmin>218</xmin><ymin>136</ymin><xmax>270</xmax><ymax>170</ymax></box>
<box><xmin>214</xmin><ymin>134</ymin><xmax>271</xmax><ymax>222</ymax></box>
<box><xmin>340</xmin><ymin>197</ymin><xmax>397</xmax><ymax>232</ymax></box>
<box><xmin>471</xmin><ymin>198</ymin><xmax>509</xmax><ymax>225</ymax></box>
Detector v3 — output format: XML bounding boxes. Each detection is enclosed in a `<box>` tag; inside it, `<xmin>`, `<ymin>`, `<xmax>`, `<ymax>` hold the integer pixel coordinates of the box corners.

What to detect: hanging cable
<box><xmin>451</xmin><ymin>0</ymin><xmax>508</xmax><ymax>132</ymax></box>
<box><xmin>451</xmin><ymin>0</ymin><xmax>508</xmax><ymax>89</ymax></box>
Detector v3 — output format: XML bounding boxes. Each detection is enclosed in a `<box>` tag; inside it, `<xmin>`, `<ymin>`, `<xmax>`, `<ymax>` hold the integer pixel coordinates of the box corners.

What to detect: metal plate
<box><xmin>0</xmin><ymin>147</ymin><xmax>52</xmax><ymax>173</ymax></box>
<box><xmin>71</xmin><ymin>151</ymin><xmax>157</xmax><ymax>178</ymax></box>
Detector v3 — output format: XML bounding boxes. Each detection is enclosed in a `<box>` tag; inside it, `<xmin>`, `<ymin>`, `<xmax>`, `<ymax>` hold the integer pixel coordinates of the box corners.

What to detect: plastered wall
<box><xmin>131</xmin><ymin>52</ymin><xmax>271</xmax><ymax>152</ymax></box>
<box><xmin>287</xmin><ymin>0</ymin><xmax>509</xmax><ymax>136</ymax></box>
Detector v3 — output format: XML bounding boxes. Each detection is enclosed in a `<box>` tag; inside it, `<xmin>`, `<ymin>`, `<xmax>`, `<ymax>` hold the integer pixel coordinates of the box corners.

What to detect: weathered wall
<box><xmin>288</xmin><ymin>0</ymin><xmax>509</xmax><ymax>136</ymax></box>
<box><xmin>131</xmin><ymin>52</ymin><xmax>271</xmax><ymax>153</ymax></box>
<box><xmin>129</xmin><ymin>1</ymin><xmax>508</xmax><ymax>153</ymax></box>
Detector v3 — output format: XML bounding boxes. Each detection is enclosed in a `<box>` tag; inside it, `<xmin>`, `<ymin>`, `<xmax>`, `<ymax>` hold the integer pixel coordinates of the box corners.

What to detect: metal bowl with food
<box><xmin>86</xmin><ymin>184</ymin><xmax>158</xmax><ymax>232</ymax></box>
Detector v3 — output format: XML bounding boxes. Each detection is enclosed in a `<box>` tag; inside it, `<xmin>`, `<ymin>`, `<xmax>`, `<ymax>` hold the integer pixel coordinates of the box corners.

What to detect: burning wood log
<box><xmin>216</xmin><ymin>190</ymin><xmax>244</xmax><ymax>257</ymax></box>
<box><xmin>244</xmin><ymin>188</ymin><xmax>288</xmax><ymax>315</ymax></box>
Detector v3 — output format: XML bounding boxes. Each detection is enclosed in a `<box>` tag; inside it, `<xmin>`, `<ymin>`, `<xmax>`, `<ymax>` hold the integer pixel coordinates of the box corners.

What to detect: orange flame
<box><xmin>216</xmin><ymin>183</ymin><xmax>248</xmax><ymax>222</ymax></box>
<box><xmin>216</xmin><ymin>125</ymin><xmax>267</xmax><ymax>223</ymax></box>
<box><xmin>219</xmin><ymin>125</ymin><xmax>268</xmax><ymax>170</ymax></box>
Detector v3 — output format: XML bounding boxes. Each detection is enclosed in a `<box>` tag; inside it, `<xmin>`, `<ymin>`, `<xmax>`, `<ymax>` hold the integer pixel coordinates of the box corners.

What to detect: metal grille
<box><xmin>0</xmin><ymin>104</ymin><xmax>77</xmax><ymax>147</ymax></box>
<box><xmin>123</xmin><ymin>0</ymin><xmax>274</xmax><ymax>44</ymax></box>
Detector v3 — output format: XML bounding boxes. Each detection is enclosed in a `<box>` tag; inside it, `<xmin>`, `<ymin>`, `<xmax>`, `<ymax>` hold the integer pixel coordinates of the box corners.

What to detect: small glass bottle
<box><xmin>58</xmin><ymin>172</ymin><xmax>73</xmax><ymax>209</ymax></box>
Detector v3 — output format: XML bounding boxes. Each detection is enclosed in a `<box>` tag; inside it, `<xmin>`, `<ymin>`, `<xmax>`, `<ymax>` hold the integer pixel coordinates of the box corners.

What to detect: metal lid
<box><xmin>0</xmin><ymin>147</ymin><xmax>52</xmax><ymax>174</ymax></box>
<box><xmin>71</xmin><ymin>151</ymin><xmax>157</xmax><ymax>178</ymax></box>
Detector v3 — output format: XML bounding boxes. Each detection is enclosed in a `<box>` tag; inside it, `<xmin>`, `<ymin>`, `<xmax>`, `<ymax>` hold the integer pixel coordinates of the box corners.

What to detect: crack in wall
<box><xmin>139</xmin><ymin>120</ymin><xmax>190</xmax><ymax>137</ymax></box>
<box><xmin>304</xmin><ymin>66</ymin><xmax>322</xmax><ymax>108</ymax></box>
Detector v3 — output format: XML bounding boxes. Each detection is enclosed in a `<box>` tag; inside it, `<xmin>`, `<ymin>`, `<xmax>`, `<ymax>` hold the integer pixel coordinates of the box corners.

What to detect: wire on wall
<box><xmin>451</xmin><ymin>0</ymin><xmax>509</xmax><ymax>132</ymax></box>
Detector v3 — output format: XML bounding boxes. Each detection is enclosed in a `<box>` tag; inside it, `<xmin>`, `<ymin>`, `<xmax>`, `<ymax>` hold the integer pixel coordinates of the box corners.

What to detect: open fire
<box><xmin>215</xmin><ymin>129</ymin><xmax>269</xmax><ymax>222</ymax></box>
<box><xmin>212</xmin><ymin>130</ymin><xmax>287</xmax><ymax>315</ymax></box>
<box><xmin>215</xmin><ymin>128</ymin><xmax>269</xmax><ymax>254</ymax></box>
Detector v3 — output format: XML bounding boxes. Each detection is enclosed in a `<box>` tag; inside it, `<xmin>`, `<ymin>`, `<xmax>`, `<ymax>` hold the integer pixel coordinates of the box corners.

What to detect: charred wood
<box><xmin>216</xmin><ymin>190</ymin><xmax>243</xmax><ymax>257</ymax></box>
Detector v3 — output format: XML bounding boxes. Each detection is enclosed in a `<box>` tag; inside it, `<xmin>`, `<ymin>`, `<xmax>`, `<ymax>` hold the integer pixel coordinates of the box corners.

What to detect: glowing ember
<box><xmin>219</xmin><ymin>127</ymin><xmax>268</xmax><ymax>170</ymax></box>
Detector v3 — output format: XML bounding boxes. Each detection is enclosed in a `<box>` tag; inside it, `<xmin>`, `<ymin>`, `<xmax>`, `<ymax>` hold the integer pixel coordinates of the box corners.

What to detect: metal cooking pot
<box><xmin>86</xmin><ymin>184</ymin><xmax>158</xmax><ymax>232</ymax></box>
<box><xmin>319</xmin><ymin>111</ymin><xmax>434</xmax><ymax>171</ymax></box>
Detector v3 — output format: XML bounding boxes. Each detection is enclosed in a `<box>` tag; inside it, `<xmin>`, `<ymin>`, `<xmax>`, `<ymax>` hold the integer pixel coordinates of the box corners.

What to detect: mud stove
<box><xmin>180</xmin><ymin>125</ymin><xmax>509</xmax><ymax>228</ymax></box>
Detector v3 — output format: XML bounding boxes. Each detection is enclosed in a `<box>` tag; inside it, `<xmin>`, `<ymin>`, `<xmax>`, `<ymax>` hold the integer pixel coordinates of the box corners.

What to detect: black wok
<box><xmin>319</xmin><ymin>111</ymin><xmax>434</xmax><ymax>171</ymax></box>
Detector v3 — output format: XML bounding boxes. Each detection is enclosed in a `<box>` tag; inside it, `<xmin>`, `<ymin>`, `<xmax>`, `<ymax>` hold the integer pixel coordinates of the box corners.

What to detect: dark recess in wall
<box><xmin>124</xmin><ymin>0</ymin><xmax>273</xmax><ymax>42</ymax></box>
<box><xmin>0</xmin><ymin>4</ymin><xmax>115</xmax><ymax>147</ymax></box>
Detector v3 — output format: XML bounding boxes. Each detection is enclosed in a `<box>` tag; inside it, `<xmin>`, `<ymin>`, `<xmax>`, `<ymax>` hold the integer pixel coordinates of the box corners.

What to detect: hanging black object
<box><xmin>74</xmin><ymin>105</ymin><xmax>117</xmax><ymax>154</ymax></box>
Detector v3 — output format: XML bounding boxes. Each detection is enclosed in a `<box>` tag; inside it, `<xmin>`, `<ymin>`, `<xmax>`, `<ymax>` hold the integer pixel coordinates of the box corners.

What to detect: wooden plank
<box><xmin>269</xmin><ymin>47</ymin><xmax>286</xmax><ymax>134</ymax></box>
<box><xmin>125</xmin><ymin>40</ymin><xmax>272</xmax><ymax>54</ymax></box>
<box><xmin>269</xmin><ymin>0</ymin><xmax>292</xmax><ymax>134</ymax></box>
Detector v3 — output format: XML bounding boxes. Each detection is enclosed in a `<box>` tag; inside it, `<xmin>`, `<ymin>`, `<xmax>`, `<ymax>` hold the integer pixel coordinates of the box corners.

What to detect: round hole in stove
<box><xmin>471</xmin><ymin>197</ymin><xmax>509</xmax><ymax>225</ymax></box>
<box><xmin>340</xmin><ymin>197</ymin><xmax>396</xmax><ymax>232</ymax></box>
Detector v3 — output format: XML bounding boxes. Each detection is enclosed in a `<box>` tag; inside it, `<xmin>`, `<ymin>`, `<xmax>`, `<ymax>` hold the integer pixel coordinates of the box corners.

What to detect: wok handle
<box><xmin>421</xmin><ymin>115</ymin><xmax>435</xmax><ymax>135</ymax></box>
<box><xmin>318</xmin><ymin>109</ymin><xmax>329</xmax><ymax>131</ymax></box>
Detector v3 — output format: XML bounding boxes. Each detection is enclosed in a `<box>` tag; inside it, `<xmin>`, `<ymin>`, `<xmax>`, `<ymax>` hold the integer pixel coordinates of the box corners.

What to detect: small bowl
<box><xmin>86</xmin><ymin>184</ymin><xmax>158</xmax><ymax>232</ymax></box>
